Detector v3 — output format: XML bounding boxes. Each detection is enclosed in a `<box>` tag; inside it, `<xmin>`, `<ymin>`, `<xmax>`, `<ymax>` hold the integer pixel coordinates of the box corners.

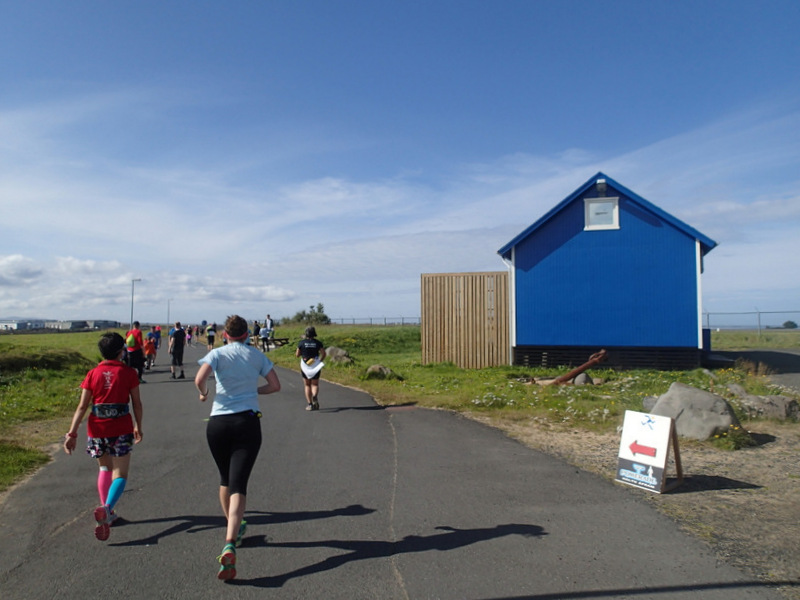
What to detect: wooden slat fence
<box><xmin>421</xmin><ymin>272</ymin><xmax>509</xmax><ymax>369</ymax></box>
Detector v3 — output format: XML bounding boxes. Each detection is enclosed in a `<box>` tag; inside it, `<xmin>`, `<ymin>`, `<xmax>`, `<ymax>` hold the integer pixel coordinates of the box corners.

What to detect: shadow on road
<box><xmin>481</xmin><ymin>579</ymin><xmax>800</xmax><ymax>599</ymax></box>
<box><xmin>231</xmin><ymin>523</ymin><xmax>547</xmax><ymax>588</ymax></box>
<box><xmin>109</xmin><ymin>504</ymin><xmax>376</xmax><ymax>548</ymax></box>
<box><xmin>323</xmin><ymin>401</ymin><xmax>418</xmax><ymax>413</ymax></box>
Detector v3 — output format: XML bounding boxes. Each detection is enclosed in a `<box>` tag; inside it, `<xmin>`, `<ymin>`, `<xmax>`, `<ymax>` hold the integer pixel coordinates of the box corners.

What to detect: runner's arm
<box><xmin>64</xmin><ymin>389</ymin><xmax>92</xmax><ymax>455</ymax></box>
<box><xmin>258</xmin><ymin>369</ymin><xmax>281</xmax><ymax>395</ymax></box>
<box><xmin>130</xmin><ymin>386</ymin><xmax>143</xmax><ymax>443</ymax></box>
<box><xmin>195</xmin><ymin>363</ymin><xmax>213</xmax><ymax>401</ymax></box>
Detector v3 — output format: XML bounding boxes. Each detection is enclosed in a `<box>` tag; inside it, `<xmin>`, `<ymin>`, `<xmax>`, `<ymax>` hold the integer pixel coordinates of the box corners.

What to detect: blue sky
<box><xmin>1</xmin><ymin>1</ymin><xmax>798</xmax><ymax>326</ymax></box>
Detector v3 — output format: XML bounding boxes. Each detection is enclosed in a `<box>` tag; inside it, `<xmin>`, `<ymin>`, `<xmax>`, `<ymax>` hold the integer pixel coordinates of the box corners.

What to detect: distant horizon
<box><xmin>0</xmin><ymin>314</ymin><xmax>424</xmax><ymax>325</ymax></box>
<box><xmin>3</xmin><ymin>312</ymin><xmax>797</xmax><ymax>332</ymax></box>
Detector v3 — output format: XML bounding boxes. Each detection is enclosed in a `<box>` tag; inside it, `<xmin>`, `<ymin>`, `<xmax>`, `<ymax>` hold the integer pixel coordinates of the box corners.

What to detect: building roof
<box><xmin>497</xmin><ymin>172</ymin><xmax>718</xmax><ymax>260</ymax></box>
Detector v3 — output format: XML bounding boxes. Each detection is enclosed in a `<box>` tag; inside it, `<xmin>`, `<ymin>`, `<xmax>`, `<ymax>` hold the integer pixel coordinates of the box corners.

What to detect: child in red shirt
<box><xmin>64</xmin><ymin>332</ymin><xmax>143</xmax><ymax>541</ymax></box>
<box><xmin>144</xmin><ymin>338</ymin><xmax>156</xmax><ymax>370</ymax></box>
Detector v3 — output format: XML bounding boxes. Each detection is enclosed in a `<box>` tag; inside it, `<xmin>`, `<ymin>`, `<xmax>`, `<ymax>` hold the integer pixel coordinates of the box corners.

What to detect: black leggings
<box><xmin>206</xmin><ymin>412</ymin><xmax>262</xmax><ymax>496</ymax></box>
<box><xmin>127</xmin><ymin>348</ymin><xmax>145</xmax><ymax>379</ymax></box>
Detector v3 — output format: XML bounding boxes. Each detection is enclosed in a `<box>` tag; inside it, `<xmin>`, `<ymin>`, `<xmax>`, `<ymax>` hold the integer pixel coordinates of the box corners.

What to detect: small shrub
<box><xmin>710</xmin><ymin>424</ymin><xmax>757</xmax><ymax>450</ymax></box>
<box><xmin>284</xmin><ymin>303</ymin><xmax>332</xmax><ymax>325</ymax></box>
<box><xmin>734</xmin><ymin>358</ymin><xmax>772</xmax><ymax>377</ymax></box>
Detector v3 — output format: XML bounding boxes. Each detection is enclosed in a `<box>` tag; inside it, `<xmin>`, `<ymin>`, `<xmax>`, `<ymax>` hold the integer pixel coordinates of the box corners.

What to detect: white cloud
<box><xmin>0</xmin><ymin>255</ymin><xmax>44</xmax><ymax>286</ymax></box>
<box><xmin>1</xmin><ymin>89</ymin><xmax>798</xmax><ymax>323</ymax></box>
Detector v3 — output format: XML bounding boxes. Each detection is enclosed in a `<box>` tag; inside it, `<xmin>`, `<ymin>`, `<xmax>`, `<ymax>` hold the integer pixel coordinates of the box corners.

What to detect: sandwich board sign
<box><xmin>616</xmin><ymin>410</ymin><xmax>683</xmax><ymax>493</ymax></box>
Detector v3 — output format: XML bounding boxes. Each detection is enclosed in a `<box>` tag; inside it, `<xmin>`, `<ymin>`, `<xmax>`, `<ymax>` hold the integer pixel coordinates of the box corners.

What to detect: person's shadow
<box><xmin>109</xmin><ymin>504</ymin><xmax>376</xmax><ymax>548</ymax></box>
<box><xmin>232</xmin><ymin>523</ymin><xmax>547</xmax><ymax>588</ymax></box>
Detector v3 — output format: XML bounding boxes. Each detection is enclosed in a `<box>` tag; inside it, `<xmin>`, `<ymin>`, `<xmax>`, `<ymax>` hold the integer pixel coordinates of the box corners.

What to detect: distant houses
<box><xmin>0</xmin><ymin>319</ymin><xmax>120</xmax><ymax>331</ymax></box>
<box><xmin>0</xmin><ymin>319</ymin><xmax>46</xmax><ymax>331</ymax></box>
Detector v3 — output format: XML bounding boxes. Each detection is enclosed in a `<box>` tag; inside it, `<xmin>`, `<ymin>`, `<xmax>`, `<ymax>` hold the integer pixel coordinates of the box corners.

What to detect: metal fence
<box><xmin>329</xmin><ymin>317</ymin><xmax>420</xmax><ymax>326</ymax></box>
<box><xmin>329</xmin><ymin>311</ymin><xmax>800</xmax><ymax>332</ymax></box>
<box><xmin>703</xmin><ymin>311</ymin><xmax>800</xmax><ymax>333</ymax></box>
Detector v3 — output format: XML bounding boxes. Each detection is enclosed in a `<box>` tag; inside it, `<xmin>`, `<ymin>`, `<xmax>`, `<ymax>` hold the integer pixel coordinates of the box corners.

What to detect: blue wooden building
<box><xmin>497</xmin><ymin>172</ymin><xmax>717</xmax><ymax>370</ymax></box>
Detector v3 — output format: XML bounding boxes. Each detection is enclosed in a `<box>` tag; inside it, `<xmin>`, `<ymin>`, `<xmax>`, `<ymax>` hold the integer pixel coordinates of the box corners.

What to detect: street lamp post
<box><xmin>130</xmin><ymin>278</ymin><xmax>142</xmax><ymax>330</ymax></box>
<box><xmin>167</xmin><ymin>298</ymin><xmax>173</xmax><ymax>327</ymax></box>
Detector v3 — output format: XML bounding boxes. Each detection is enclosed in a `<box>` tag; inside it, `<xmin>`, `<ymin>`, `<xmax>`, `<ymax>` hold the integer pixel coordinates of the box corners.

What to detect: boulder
<box><xmin>650</xmin><ymin>382</ymin><xmax>740</xmax><ymax>441</ymax></box>
<box><xmin>573</xmin><ymin>373</ymin><xmax>593</xmax><ymax>385</ymax></box>
<box><xmin>325</xmin><ymin>346</ymin><xmax>352</xmax><ymax>364</ymax></box>
<box><xmin>737</xmin><ymin>394</ymin><xmax>799</xmax><ymax>420</ymax></box>
<box><xmin>364</xmin><ymin>364</ymin><xmax>403</xmax><ymax>381</ymax></box>
<box><xmin>726</xmin><ymin>383</ymin><xmax>747</xmax><ymax>397</ymax></box>
<box><xmin>642</xmin><ymin>395</ymin><xmax>658</xmax><ymax>413</ymax></box>
<box><xmin>726</xmin><ymin>382</ymin><xmax>798</xmax><ymax>420</ymax></box>
<box><xmin>365</xmin><ymin>365</ymin><xmax>391</xmax><ymax>379</ymax></box>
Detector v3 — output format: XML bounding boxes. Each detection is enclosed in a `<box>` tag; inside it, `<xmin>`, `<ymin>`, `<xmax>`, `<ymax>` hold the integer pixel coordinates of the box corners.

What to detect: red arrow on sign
<box><xmin>629</xmin><ymin>440</ymin><xmax>657</xmax><ymax>457</ymax></box>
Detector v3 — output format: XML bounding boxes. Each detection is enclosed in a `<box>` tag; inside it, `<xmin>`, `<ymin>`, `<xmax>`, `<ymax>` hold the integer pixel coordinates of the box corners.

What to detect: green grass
<box><xmin>268</xmin><ymin>325</ymin><xmax>797</xmax><ymax>434</ymax></box>
<box><xmin>0</xmin><ymin>331</ymin><xmax>105</xmax><ymax>491</ymax></box>
<box><xmin>0</xmin><ymin>330</ymin><xmax>116</xmax><ymax>359</ymax></box>
<box><xmin>0</xmin><ymin>333</ymin><xmax>98</xmax><ymax>426</ymax></box>
<box><xmin>0</xmin><ymin>442</ymin><xmax>50</xmax><ymax>490</ymax></box>
<box><xmin>710</xmin><ymin>328</ymin><xmax>800</xmax><ymax>350</ymax></box>
<box><xmin>1</xmin><ymin>326</ymin><xmax>798</xmax><ymax>492</ymax></box>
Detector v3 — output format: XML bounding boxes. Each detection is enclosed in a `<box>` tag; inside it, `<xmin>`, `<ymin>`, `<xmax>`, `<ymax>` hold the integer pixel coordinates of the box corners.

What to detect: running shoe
<box><xmin>216</xmin><ymin>543</ymin><xmax>237</xmax><ymax>581</ymax></box>
<box><xmin>312</xmin><ymin>396</ymin><xmax>319</xmax><ymax>411</ymax></box>
<box><xmin>306</xmin><ymin>403</ymin><xmax>314</xmax><ymax>411</ymax></box>
<box><xmin>235</xmin><ymin>520</ymin><xmax>247</xmax><ymax>547</ymax></box>
<box><xmin>93</xmin><ymin>505</ymin><xmax>110</xmax><ymax>541</ymax></box>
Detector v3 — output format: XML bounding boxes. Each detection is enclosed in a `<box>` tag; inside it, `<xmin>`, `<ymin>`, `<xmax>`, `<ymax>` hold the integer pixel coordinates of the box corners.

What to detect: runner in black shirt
<box><xmin>169</xmin><ymin>322</ymin><xmax>187</xmax><ymax>379</ymax></box>
<box><xmin>295</xmin><ymin>326</ymin><xmax>326</xmax><ymax>411</ymax></box>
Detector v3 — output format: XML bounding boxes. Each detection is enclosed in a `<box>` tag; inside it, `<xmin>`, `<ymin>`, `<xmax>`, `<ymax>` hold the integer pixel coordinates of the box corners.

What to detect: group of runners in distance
<box><xmin>63</xmin><ymin>315</ymin><xmax>326</xmax><ymax>581</ymax></box>
<box><xmin>117</xmin><ymin>322</ymin><xmax>210</xmax><ymax>384</ymax></box>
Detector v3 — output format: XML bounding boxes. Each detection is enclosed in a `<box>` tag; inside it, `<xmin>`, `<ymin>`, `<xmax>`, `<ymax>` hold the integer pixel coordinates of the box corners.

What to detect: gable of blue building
<box><xmin>498</xmin><ymin>173</ymin><xmax>717</xmax><ymax>357</ymax></box>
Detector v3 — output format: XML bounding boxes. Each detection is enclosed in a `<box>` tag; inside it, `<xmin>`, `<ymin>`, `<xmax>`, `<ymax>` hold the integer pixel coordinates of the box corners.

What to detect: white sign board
<box><xmin>616</xmin><ymin>410</ymin><xmax>674</xmax><ymax>493</ymax></box>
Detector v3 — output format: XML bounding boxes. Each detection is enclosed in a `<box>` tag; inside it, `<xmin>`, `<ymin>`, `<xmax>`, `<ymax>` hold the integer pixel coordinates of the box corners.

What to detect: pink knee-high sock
<box><xmin>97</xmin><ymin>467</ymin><xmax>112</xmax><ymax>505</ymax></box>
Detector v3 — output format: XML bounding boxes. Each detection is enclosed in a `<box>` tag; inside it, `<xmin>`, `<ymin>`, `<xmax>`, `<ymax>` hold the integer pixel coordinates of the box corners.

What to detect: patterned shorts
<box><xmin>86</xmin><ymin>434</ymin><xmax>135</xmax><ymax>458</ymax></box>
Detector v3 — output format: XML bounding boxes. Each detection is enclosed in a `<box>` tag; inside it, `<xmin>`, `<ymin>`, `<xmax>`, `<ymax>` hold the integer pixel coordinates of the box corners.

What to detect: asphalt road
<box><xmin>0</xmin><ymin>343</ymin><xmax>786</xmax><ymax>599</ymax></box>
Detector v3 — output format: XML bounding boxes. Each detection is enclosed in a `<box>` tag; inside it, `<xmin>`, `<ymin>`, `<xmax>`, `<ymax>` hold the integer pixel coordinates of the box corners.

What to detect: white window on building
<box><xmin>584</xmin><ymin>196</ymin><xmax>619</xmax><ymax>230</ymax></box>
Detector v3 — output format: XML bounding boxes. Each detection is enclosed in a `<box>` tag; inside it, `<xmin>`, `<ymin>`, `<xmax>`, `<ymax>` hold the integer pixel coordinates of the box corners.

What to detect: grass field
<box><xmin>1</xmin><ymin>326</ymin><xmax>798</xmax><ymax>492</ymax></box>
<box><xmin>0</xmin><ymin>331</ymin><xmax>103</xmax><ymax>491</ymax></box>
<box><xmin>710</xmin><ymin>328</ymin><xmax>800</xmax><ymax>350</ymax></box>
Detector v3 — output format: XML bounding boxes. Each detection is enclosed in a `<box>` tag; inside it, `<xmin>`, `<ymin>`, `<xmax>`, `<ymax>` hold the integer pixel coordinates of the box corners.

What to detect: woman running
<box><xmin>195</xmin><ymin>315</ymin><xmax>281</xmax><ymax>580</ymax></box>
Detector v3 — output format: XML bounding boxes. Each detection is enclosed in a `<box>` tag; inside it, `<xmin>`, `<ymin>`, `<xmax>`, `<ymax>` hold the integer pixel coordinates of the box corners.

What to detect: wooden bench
<box><xmin>257</xmin><ymin>337</ymin><xmax>290</xmax><ymax>351</ymax></box>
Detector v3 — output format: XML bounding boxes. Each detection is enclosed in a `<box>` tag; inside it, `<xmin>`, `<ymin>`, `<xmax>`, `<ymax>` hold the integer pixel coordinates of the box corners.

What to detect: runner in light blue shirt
<box><xmin>199</xmin><ymin>336</ymin><xmax>274</xmax><ymax>416</ymax></box>
<box><xmin>194</xmin><ymin>315</ymin><xmax>281</xmax><ymax>581</ymax></box>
